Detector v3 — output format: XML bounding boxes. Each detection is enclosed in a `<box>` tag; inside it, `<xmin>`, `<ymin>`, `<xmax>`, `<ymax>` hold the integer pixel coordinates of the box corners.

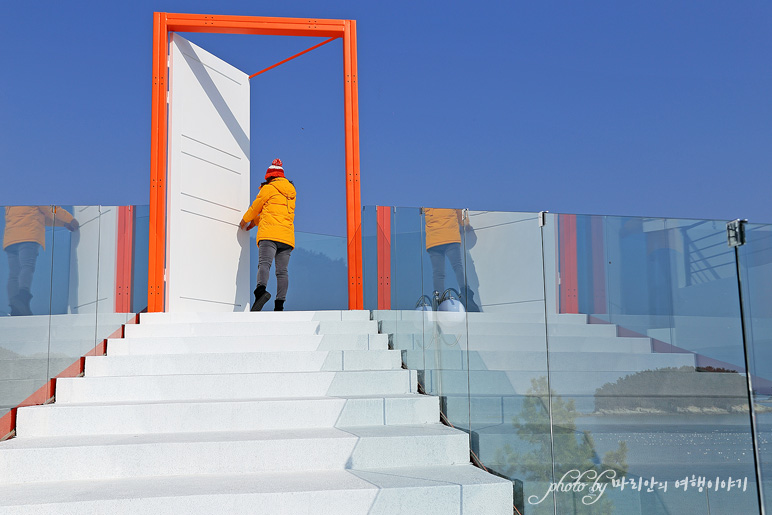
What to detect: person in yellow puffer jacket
<box><xmin>240</xmin><ymin>158</ymin><xmax>296</xmax><ymax>312</ymax></box>
<box><xmin>4</xmin><ymin>206</ymin><xmax>79</xmax><ymax>315</ymax></box>
<box><xmin>424</xmin><ymin>207</ymin><xmax>480</xmax><ymax>311</ymax></box>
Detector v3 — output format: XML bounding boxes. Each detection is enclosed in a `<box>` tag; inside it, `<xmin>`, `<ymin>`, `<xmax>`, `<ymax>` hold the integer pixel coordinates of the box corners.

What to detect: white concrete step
<box><xmin>0</xmin><ymin>357</ymin><xmax>77</xmax><ymax>379</ymax></box>
<box><xmin>374</xmin><ymin>309</ymin><xmax>589</xmax><ymax>325</ymax></box>
<box><xmin>0</xmin><ymin>313</ymin><xmax>132</xmax><ymax>341</ymax></box>
<box><xmin>16</xmin><ymin>395</ymin><xmax>440</xmax><ymax>437</ymax></box>
<box><xmin>1</xmin><ymin>338</ymin><xmax>103</xmax><ymax>359</ymax></box>
<box><xmin>123</xmin><ymin>320</ymin><xmax>379</xmax><ymax>338</ymax></box>
<box><xmin>139</xmin><ymin>310</ymin><xmax>373</xmax><ymax>324</ymax></box>
<box><xmin>107</xmin><ymin>333</ymin><xmax>389</xmax><ymax>355</ymax></box>
<box><xmin>0</xmin><ymin>465</ymin><xmax>513</xmax><ymax>515</ymax></box>
<box><xmin>55</xmin><ymin>370</ymin><xmax>419</xmax><ymax>403</ymax></box>
<box><xmin>86</xmin><ymin>350</ymin><xmax>402</xmax><ymax>376</ymax></box>
<box><xmin>395</xmin><ymin>333</ymin><xmax>652</xmax><ymax>353</ymax></box>
<box><xmin>0</xmin><ymin>425</ymin><xmax>469</xmax><ymax>484</ymax></box>
<box><xmin>381</xmin><ymin>319</ymin><xmax>619</xmax><ymax>337</ymax></box>
<box><xmin>403</xmin><ymin>349</ymin><xmax>696</xmax><ymax>372</ymax></box>
<box><xmin>1</xmin><ymin>380</ymin><xmax>49</xmax><ymax>412</ymax></box>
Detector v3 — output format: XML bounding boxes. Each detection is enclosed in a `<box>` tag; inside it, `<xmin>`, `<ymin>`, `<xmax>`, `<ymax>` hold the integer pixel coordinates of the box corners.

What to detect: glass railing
<box><xmin>367</xmin><ymin>205</ymin><xmax>767</xmax><ymax>515</ymax></box>
<box><xmin>247</xmin><ymin>230</ymin><xmax>347</xmax><ymax>311</ymax></box>
<box><xmin>0</xmin><ymin>205</ymin><xmax>148</xmax><ymax>433</ymax></box>
<box><xmin>1</xmin><ymin>203</ymin><xmax>348</xmax><ymax>433</ymax></box>
<box><xmin>739</xmin><ymin>222</ymin><xmax>772</xmax><ymax>514</ymax></box>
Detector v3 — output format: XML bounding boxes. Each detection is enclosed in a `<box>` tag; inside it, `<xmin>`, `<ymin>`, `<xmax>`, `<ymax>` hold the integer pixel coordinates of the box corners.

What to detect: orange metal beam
<box><xmin>148</xmin><ymin>12</ymin><xmax>169</xmax><ymax>312</ymax></box>
<box><xmin>350</xmin><ymin>20</ymin><xmax>363</xmax><ymax>310</ymax></box>
<box><xmin>148</xmin><ymin>13</ymin><xmax>363</xmax><ymax>311</ymax></box>
<box><xmin>167</xmin><ymin>23</ymin><xmax>343</xmax><ymax>38</ymax></box>
<box><xmin>166</xmin><ymin>13</ymin><xmax>346</xmax><ymax>34</ymax></box>
<box><xmin>343</xmin><ymin>20</ymin><xmax>363</xmax><ymax>309</ymax></box>
<box><xmin>249</xmin><ymin>37</ymin><xmax>338</xmax><ymax>79</ymax></box>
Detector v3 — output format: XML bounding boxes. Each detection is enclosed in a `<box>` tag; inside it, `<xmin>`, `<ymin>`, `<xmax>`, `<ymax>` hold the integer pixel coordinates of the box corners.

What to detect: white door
<box><xmin>166</xmin><ymin>34</ymin><xmax>251</xmax><ymax>312</ymax></box>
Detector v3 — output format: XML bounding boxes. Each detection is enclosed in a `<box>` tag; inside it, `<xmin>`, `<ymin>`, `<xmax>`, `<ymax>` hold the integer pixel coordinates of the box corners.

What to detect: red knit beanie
<box><xmin>265</xmin><ymin>158</ymin><xmax>285</xmax><ymax>180</ymax></box>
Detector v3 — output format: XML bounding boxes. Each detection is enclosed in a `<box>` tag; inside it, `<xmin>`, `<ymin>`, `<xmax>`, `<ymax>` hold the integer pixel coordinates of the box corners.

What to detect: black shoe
<box><xmin>10</xmin><ymin>289</ymin><xmax>32</xmax><ymax>316</ymax></box>
<box><xmin>274</xmin><ymin>299</ymin><xmax>285</xmax><ymax>311</ymax></box>
<box><xmin>251</xmin><ymin>285</ymin><xmax>271</xmax><ymax>312</ymax></box>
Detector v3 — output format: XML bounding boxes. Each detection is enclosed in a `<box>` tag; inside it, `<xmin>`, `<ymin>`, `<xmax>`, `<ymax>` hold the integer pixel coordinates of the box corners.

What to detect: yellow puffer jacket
<box><xmin>242</xmin><ymin>178</ymin><xmax>296</xmax><ymax>248</ymax></box>
<box><xmin>3</xmin><ymin>206</ymin><xmax>74</xmax><ymax>250</ymax></box>
<box><xmin>424</xmin><ymin>208</ymin><xmax>462</xmax><ymax>250</ymax></box>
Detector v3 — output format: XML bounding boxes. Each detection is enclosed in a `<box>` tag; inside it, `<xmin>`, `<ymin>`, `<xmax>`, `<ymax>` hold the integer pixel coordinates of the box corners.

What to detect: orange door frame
<box><xmin>148</xmin><ymin>13</ymin><xmax>363</xmax><ymax>312</ymax></box>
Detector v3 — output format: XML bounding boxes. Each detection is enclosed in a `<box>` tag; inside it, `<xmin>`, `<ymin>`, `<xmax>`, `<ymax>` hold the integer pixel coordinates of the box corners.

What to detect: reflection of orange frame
<box><xmin>148</xmin><ymin>13</ymin><xmax>362</xmax><ymax>312</ymax></box>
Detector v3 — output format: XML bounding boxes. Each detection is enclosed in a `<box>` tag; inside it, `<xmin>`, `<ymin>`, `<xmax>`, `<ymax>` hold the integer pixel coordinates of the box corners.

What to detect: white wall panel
<box><xmin>466</xmin><ymin>211</ymin><xmax>548</xmax><ymax>313</ymax></box>
<box><xmin>166</xmin><ymin>34</ymin><xmax>251</xmax><ymax>312</ymax></box>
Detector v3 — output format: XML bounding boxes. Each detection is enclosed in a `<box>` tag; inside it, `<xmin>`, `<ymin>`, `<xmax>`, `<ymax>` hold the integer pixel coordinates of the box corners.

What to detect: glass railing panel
<box><xmin>391</xmin><ymin>207</ymin><xmax>426</xmax><ymax>310</ymax></box>
<box><xmin>546</xmin><ymin>213</ymin><xmax>758</xmax><ymax>514</ymax></box>
<box><xmin>383</xmin><ymin>207</ymin><xmax>429</xmax><ymax>372</ymax></box>
<box><xmin>739</xmin><ymin>222</ymin><xmax>772</xmax><ymax>513</ymax></box>
<box><xmin>603</xmin><ymin>217</ymin><xmax>744</xmax><ymax>365</ymax></box>
<box><xmin>248</xmin><ymin>230</ymin><xmax>347</xmax><ymax>311</ymax></box>
<box><xmin>463</xmin><ymin>209</ymin><xmax>551</xmax><ymax>514</ymax></box>
<box><xmin>94</xmin><ymin>206</ymin><xmax>144</xmax><ymax>358</ymax></box>
<box><xmin>47</xmin><ymin>205</ymin><xmax>102</xmax><ymax>380</ymax></box>
<box><xmin>0</xmin><ymin>206</ymin><xmax>56</xmax><ymax>419</ymax></box>
<box><xmin>420</xmin><ymin>207</ymin><xmax>471</xmax><ymax>439</ymax></box>
<box><xmin>131</xmin><ymin>205</ymin><xmax>150</xmax><ymax>314</ymax></box>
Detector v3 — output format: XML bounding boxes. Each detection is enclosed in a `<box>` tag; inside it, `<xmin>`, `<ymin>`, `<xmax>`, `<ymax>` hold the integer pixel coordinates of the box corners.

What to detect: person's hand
<box><xmin>65</xmin><ymin>219</ymin><xmax>79</xmax><ymax>232</ymax></box>
<box><xmin>239</xmin><ymin>220</ymin><xmax>255</xmax><ymax>231</ymax></box>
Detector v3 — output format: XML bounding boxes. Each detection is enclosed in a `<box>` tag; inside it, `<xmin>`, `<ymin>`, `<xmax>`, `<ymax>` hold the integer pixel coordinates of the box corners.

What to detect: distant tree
<box><xmin>496</xmin><ymin>377</ymin><xmax>628</xmax><ymax>515</ymax></box>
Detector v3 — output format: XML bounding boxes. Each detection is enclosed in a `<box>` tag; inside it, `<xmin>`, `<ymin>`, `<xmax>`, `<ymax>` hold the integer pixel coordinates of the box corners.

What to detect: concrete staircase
<box><xmin>0</xmin><ymin>310</ymin><xmax>513</xmax><ymax>514</ymax></box>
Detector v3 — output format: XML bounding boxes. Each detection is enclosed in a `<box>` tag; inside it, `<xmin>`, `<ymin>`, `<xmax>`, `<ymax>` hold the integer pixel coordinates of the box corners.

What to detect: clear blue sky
<box><xmin>1</xmin><ymin>1</ymin><xmax>770</xmax><ymax>235</ymax></box>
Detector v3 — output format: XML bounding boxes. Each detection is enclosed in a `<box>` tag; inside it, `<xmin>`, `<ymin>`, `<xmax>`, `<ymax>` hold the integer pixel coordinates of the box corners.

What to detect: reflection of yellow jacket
<box><xmin>242</xmin><ymin>178</ymin><xmax>296</xmax><ymax>248</ymax></box>
<box><xmin>424</xmin><ymin>208</ymin><xmax>462</xmax><ymax>250</ymax></box>
<box><xmin>3</xmin><ymin>206</ymin><xmax>74</xmax><ymax>250</ymax></box>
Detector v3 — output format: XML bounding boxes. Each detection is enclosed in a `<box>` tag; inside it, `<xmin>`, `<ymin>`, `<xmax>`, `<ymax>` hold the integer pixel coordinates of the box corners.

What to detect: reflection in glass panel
<box><xmin>362</xmin><ymin>205</ymin><xmax>378</xmax><ymax>311</ymax></box>
<box><xmin>421</xmin><ymin>207</ymin><xmax>471</xmax><ymax>442</ymax></box>
<box><xmin>248</xmin><ymin>229</ymin><xmax>347</xmax><ymax>311</ymax></box>
<box><xmin>0</xmin><ymin>206</ymin><xmax>56</xmax><ymax>419</ymax></box>
<box><xmin>94</xmin><ymin>206</ymin><xmax>142</xmax><ymax>360</ymax></box>
<box><xmin>132</xmin><ymin>205</ymin><xmax>150</xmax><ymax>314</ymax></box>
<box><xmin>547</xmin><ymin>213</ymin><xmax>758</xmax><ymax>514</ymax></box>
<box><xmin>381</xmin><ymin>208</ymin><xmax>425</xmax><ymax>378</ymax></box>
<box><xmin>739</xmin><ymin>223</ymin><xmax>772</xmax><ymax>513</ymax></box>
<box><xmin>48</xmin><ymin>205</ymin><xmax>102</xmax><ymax>380</ymax></box>
<box><xmin>366</xmin><ymin>206</ymin><xmax>767</xmax><ymax>513</ymax></box>
<box><xmin>462</xmin><ymin>210</ymin><xmax>551</xmax><ymax>514</ymax></box>
<box><xmin>381</xmin><ymin>208</ymin><xmax>427</xmax><ymax>371</ymax></box>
